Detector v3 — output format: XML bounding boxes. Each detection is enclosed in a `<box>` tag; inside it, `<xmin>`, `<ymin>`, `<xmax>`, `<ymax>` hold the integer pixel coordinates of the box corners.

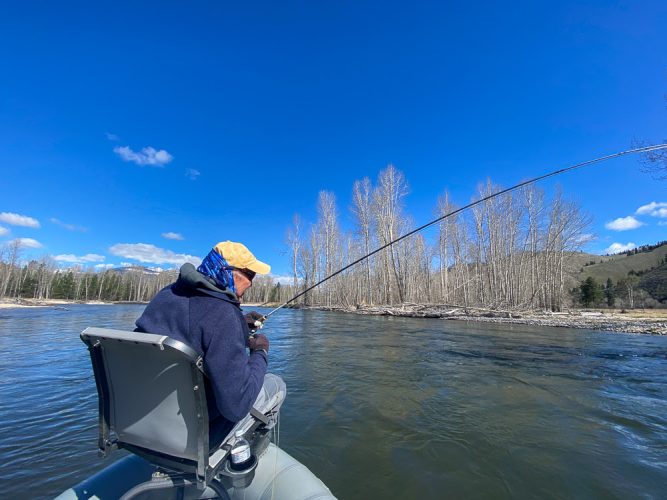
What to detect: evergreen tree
<box><xmin>20</xmin><ymin>274</ymin><xmax>37</xmax><ymax>298</ymax></box>
<box><xmin>52</xmin><ymin>272</ymin><xmax>75</xmax><ymax>299</ymax></box>
<box><xmin>605</xmin><ymin>277</ymin><xmax>615</xmax><ymax>308</ymax></box>
<box><xmin>580</xmin><ymin>277</ymin><xmax>603</xmax><ymax>307</ymax></box>
<box><xmin>269</xmin><ymin>283</ymin><xmax>281</xmax><ymax>302</ymax></box>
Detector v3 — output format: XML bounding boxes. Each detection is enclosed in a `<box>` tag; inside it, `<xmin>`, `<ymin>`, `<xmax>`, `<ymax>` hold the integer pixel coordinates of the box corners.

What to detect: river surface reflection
<box><xmin>0</xmin><ymin>305</ymin><xmax>665</xmax><ymax>498</ymax></box>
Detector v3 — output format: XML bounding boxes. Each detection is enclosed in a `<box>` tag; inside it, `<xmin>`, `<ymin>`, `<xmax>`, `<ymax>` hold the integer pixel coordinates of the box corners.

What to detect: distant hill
<box><xmin>579</xmin><ymin>242</ymin><xmax>667</xmax><ymax>282</ymax></box>
<box><xmin>576</xmin><ymin>241</ymin><xmax>667</xmax><ymax>303</ymax></box>
<box><xmin>639</xmin><ymin>262</ymin><xmax>667</xmax><ymax>302</ymax></box>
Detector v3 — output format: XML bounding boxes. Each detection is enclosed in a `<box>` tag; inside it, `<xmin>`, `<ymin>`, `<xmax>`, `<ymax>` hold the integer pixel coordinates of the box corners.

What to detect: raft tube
<box><xmin>56</xmin><ymin>443</ymin><xmax>335</xmax><ymax>500</ymax></box>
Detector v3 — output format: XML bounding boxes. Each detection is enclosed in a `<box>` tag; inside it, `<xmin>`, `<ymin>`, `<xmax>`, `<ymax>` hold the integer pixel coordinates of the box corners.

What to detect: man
<box><xmin>135</xmin><ymin>241</ymin><xmax>285</xmax><ymax>445</ymax></box>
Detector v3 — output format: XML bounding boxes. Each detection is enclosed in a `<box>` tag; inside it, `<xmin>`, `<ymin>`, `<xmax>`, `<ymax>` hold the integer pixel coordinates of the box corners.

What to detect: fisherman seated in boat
<box><xmin>134</xmin><ymin>241</ymin><xmax>285</xmax><ymax>447</ymax></box>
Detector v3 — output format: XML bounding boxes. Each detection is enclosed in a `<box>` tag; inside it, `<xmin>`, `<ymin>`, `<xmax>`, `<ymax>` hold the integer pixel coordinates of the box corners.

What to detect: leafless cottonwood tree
<box><xmin>0</xmin><ymin>240</ymin><xmax>22</xmax><ymax>298</ymax></box>
<box><xmin>372</xmin><ymin>165</ymin><xmax>409</xmax><ymax>304</ymax></box>
<box><xmin>286</xmin><ymin>214</ymin><xmax>302</xmax><ymax>296</ymax></box>
<box><xmin>283</xmin><ymin>163</ymin><xmax>591</xmax><ymax>312</ymax></box>
<box><xmin>351</xmin><ymin>177</ymin><xmax>374</xmax><ymax>305</ymax></box>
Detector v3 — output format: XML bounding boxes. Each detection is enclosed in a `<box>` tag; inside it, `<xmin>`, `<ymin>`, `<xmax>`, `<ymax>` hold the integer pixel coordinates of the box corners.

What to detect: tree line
<box><xmin>0</xmin><ymin>239</ymin><xmax>294</xmax><ymax>305</ymax></box>
<box><xmin>282</xmin><ymin>164</ymin><xmax>593</xmax><ymax>312</ymax></box>
<box><xmin>0</xmin><ymin>241</ymin><xmax>178</xmax><ymax>302</ymax></box>
<box><xmin>576</xmin><ymin>271</ymin><xmax>665</xmax><ymax>310</ymax></box>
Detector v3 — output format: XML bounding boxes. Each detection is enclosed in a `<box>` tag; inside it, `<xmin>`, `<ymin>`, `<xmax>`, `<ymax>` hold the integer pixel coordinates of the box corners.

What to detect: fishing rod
<box><xmin>261</xmin><ymin>143</ymin><xmax>667</xmax><ymax>321</ymax></box>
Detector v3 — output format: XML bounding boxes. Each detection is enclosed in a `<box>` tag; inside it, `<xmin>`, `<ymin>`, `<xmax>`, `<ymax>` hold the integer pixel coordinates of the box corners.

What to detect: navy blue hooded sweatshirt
<box><xmin>135</xmin><ymin>263</ymin><xmax>267</xmax><ymax>443</ymax></box>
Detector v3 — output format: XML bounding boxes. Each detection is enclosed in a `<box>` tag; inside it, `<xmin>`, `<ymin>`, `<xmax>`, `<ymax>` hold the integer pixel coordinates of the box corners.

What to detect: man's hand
<box><xmin>247</xmin><ymin>333</ymin><xmax>269</xmax><ymax>354</ymax></box>
<box><xmin>244</xmin><ymin>311</ymin><xmax>266</xmax><ymax>332</ymax></box>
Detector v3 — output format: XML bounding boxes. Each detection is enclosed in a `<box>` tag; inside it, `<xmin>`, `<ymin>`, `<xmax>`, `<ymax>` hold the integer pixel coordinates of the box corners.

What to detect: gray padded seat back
<box><xmin>82</xmin><ymin>328</ymin><xmax>202</xmax><ymax>461</ymax></box>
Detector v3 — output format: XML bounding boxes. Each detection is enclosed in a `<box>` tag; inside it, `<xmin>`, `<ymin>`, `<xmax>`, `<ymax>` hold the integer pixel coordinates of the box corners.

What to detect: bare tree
<box><xmin>316</xmin><ymin>191</ymin><xmax>340</xmax><ymax>306</ymax></box>
<box><xmin>286</xmin><ymin>214</ymin><xmax>302</xmax><ymax>300</ymax></box>
<box><xmin>352</xmin><ymin>177</ymin><xmax>374</xmax><ymax>305</ymax></box>
<box><xmin>638</xmin><ymin>98</ymin><xmax>667</xmax><ymax>179</ymax></box>
<box><xmin>0</xmin><ymin>240</ymin><xmax>22</xmax><ymax>298</ymax></box>
<box><xmin>372</xmin><ymin>165</ymin><xmax>409</xmax><ymax>304</ymax></box>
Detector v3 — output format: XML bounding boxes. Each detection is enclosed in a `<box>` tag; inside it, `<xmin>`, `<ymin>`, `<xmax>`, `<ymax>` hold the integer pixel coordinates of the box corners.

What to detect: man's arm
<box><xmin>199</xmin><ymin>304</ymin><xmax>268</xmax><ymax>422</ymax></box>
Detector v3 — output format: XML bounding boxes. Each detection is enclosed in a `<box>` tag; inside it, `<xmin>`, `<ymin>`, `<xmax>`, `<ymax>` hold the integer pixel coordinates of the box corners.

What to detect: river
<box><xmin>0</xmin><ymin>304</ymin><xmax>665</xmax><ymax>499</ymax></box>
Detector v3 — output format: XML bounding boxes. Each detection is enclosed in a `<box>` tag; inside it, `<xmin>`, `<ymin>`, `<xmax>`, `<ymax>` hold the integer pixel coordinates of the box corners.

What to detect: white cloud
<box><xmin>80</xmin><ymin>254</ymin><xmax>105</xmax><ymax>262</ymax></box>
<box><xmin>636</xmin><ymin>201</ymin><xmax>667</xmax><ymax>218</ymax></box>
<box><xmin>105</xmin><ymin>132</ymin><xmax>120</xmax><ymax>141</ymax></box>
<box><xmin>54</xmin><ymin>253</ymin><xmax>105</xmax><ymax>264</ymax></box>
<box><xmin>109</xmin><ymin>243</ymin><xmax>200</xmax><ymax>266</ymax></box>
<box><xmin>186</xmin><ymin>168</ymin><xmax>201</xmax><ymax>180</ymax></box>
<box><xmin>576</xmin><ymin>233</ymin><xmax>596</xmax><ymax>244</ymax></box>
<box><xmin>10</xmin><ymin>238</ymin><xmax>43</xmax><ymax>249</ymax></box>
<box><xmin>113</xmin><ymin>146</ymin><xmax>173</xmax><ymax>167</ymax></box>
<box><xmin>0</xmin><ymin>212</ymin><xmax>40</xmax><ymax>228</ymax></box>
<box><xmin>604</xmin><ymin>242</ymin><xmax>637</xmax><ymax>254</ymax></box>
<box><xmin>50</xmin><ymin>218</ymin><xmax>88</xmax><ymax>232</ymax></box>
<box><xmin>271</xmin><ymin>274</ymin><xmax>297</xmax><ymax>285</ymax></box>
<box><xmin>0</xmin><ymin>226</ymin><xmax>8</xmax><ymax>236</ymax></box>
<box><xmin>604</xmin><ymin>216</ymin><xmax>643</xmax><ymax>231</ymax></box>
<box><xmin>162</xmin><ymin>232</ymin><xmax>184</xmax><ymax>240</ymax></box>
<box><xmin>95</xmin><ymin>263</ymin><xmax>115</xmax><ymax>270</ymax></box>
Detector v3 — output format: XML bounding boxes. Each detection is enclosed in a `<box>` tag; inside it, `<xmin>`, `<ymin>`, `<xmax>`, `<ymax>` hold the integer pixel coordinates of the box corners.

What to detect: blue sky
<box><xmin>1</xmin><ymin>1</ymin><xmax>666</xmax><ymax>277</ymax></box>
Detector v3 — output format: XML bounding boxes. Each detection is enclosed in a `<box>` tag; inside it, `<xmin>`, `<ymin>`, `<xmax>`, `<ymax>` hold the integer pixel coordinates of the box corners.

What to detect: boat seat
<box><xmin>80</xmin><ymin>326</ymin><xmax>251</xmax><ymax>491</ymax></box>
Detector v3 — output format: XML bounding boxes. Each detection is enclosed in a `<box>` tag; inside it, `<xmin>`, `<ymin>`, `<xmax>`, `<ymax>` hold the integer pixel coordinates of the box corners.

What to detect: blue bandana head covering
<box><xmin>197</xmin><ymin>248</ymin><xmax>236</xmax><ymax>293</ymax></box>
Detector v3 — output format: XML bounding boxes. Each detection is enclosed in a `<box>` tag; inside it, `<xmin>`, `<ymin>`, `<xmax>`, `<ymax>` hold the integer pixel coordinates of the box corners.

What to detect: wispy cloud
<box><xmin>636</xmin><ymin>201</ymin><xmax>667</xmax><ymax>218</ymax></box>
<box><xmin>113</xmin><ymin>146</ymin><xmax>173</xmax><ymax>167</ymax></box>
<box><xmin>95</xmin><ymin>263</ymin><xmax>115</xmax><ymax>270</ymax></box>
<box><xmin>50</xmin><ymin>218</ymin><xmax>88</xmax><ymax>232</ymax></box>
<box><xmin>10</xmin><ymin>238</ymin><xmax>43</xmax><ymax>249</ymax></box>
<box><xmin>0</xmin><ymin>226</ymin><xmax>8</xmax><ymax>237</ymax></box>
<box><xmin>604</xmin><ymin>216</ymin><xmax>643</xmax><ymax>231</ymax></box>
<box><xmin>105</xmin><ymin>132</ymin><xmax>120</xmax><ymax>141</ymax></box>
<box><xmin>659</xmin><ymin>221</ymin><xmax>667</xmax><ymax>226</ymax></box>
<box><xmin>162</xmin><ymin>232</ymin><xmax>184</xmax><ymax>240</ymax></box>
<box><xmin>0</xmin><ymin>212</ymin><xmax>40</xmax><ymax>228</ymax></box>
<box><xmin>109</xmin><ymin>243</ymin><xmax>200</xmax><ymax>266</ymax></box>
<box><xmin>54</xmin><ymin>253</ymin><xmax>105</xmax><ymax>264</ymax></box>
<box><xmin>604</xmin><ymin>242</ymin><xmax>636</xmax><ymax>254</ymax></box>
<box><xmin>185</xmin><ymin>168</ymin><xmax>201</xmax><ymax>180</ymax></box>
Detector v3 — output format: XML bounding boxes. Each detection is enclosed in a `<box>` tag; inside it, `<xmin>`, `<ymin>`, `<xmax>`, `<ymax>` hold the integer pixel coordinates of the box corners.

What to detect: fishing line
<box><xmin>262</xmin><ymin>143</ymin><xmax>667</xmax><ymax>320</ymax></box>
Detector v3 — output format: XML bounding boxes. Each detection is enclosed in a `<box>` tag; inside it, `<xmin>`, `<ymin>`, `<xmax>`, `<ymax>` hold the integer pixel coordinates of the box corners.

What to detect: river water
<box><xmin>0</xmin><ymin>305</ymin><xmax>665</xmax><ymax>499</ymax></box>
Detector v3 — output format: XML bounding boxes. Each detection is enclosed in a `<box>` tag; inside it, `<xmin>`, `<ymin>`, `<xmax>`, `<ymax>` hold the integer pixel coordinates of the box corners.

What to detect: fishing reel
<box><xmin>245</xmin><ymin>312</ymin><xmax>267</xmax><ymax>335</ymax></box>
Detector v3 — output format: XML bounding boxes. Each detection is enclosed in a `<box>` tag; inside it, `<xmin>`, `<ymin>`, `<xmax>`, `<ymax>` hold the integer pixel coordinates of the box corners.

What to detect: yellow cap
<box><xmin>213</xmin><ymin>241</ymin><xmax>271</xmax><ymax>274</ymax></box>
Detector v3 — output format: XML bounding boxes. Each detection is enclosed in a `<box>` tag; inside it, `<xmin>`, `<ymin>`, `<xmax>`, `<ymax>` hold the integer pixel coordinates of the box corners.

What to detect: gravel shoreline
<box><xmin>293</xmin><ymin>304</ymin><xmax>667</xmax><ymax>335</ymax></box>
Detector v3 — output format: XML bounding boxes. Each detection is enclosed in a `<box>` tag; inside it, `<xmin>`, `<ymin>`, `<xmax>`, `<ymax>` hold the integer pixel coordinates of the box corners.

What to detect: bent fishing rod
<box><xmin>261</xmin><ymin>143</ymin><xmax>667</xmax><ymax>321</ymax></box>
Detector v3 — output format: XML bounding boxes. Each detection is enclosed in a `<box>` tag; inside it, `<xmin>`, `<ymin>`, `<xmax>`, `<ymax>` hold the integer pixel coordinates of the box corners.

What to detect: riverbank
<box><xmin>290</xmin><ymin>304</ymin><xmax>667</xmax><ymax>335</ymax></box>
<box><xmin>2</xmin><ymin>299</ymin><xmax>665</xmax><ymax>334</ymax></box>
<box><xmin>0</xmin><ymin>298</ymin><xmax>134</xmax><ymax>309</ymax></box>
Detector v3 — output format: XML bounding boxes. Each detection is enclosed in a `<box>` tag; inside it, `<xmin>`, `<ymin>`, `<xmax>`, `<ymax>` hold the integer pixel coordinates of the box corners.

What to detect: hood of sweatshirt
<box><xmin>177</xmin><ymin>263</ymin><xmax>239</xmax><ymax>303</ymax></box>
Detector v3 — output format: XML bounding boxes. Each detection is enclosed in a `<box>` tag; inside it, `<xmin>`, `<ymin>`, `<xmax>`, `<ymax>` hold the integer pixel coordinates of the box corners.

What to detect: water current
<box><xmin>0</xmin><ymin>305</ymin><xmax>665</xmax><ymax>499</ymax></box>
